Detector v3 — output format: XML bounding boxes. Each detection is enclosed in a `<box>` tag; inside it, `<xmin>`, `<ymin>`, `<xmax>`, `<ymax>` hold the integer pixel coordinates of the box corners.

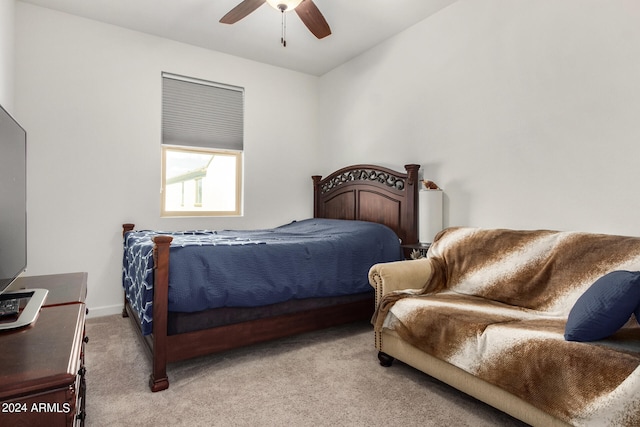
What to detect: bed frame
<box><xmin>122</xmin><ymin>164</ymin><xmax>419</xmax><ymax>392</ymax></box>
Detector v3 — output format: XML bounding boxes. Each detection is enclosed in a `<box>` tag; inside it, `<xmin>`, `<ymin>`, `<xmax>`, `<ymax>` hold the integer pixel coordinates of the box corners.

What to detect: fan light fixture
<box><xmin>265</xmin><ymin>0</ymin><xmax>304</xmax><ymax>47</ymax></box>
<box><xmin>266</xmin><ymin>0</ymin><xmax>304</xmax><ymax>12</ymax></box>
<box><xmin>220</xmin><ymin>0</ymin><xmax>331</xmax><ymax>47</ymax></box>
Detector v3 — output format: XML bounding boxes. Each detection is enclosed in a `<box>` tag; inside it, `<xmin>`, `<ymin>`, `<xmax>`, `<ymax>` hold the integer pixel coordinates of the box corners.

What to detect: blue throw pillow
<box><xmin>565</xmin><ymin>270</ymin><xmax>640</xmax><ymax>342</ymax></box>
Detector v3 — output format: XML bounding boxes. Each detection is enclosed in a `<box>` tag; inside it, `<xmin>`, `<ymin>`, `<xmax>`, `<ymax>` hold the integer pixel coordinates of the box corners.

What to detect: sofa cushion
<box><xmin>564</xmin><ymin>270</ymin><xmax>640</xmax><ymax>342</ymax></box>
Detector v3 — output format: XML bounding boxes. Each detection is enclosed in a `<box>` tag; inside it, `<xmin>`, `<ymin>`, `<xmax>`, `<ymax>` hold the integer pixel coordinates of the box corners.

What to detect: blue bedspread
<box><xmin>122</xmin><ymin>218</ymin><xmax>402</xmax><ymax>335</ymax></box>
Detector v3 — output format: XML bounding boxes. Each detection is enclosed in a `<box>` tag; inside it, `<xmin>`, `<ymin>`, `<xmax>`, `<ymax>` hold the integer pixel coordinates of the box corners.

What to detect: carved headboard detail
<box><xmin>312</xmin><ymin>164</ymin><xmax>420</xmax><ymax>245</ymax></box>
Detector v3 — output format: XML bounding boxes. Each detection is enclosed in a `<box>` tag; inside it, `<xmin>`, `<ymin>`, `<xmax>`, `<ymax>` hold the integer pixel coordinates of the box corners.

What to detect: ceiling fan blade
<box><xmin>220</xmin><ymin>0</ymin><xmax>266</xmax><ymax>24</ymax></box>
<box><xmin>295</xmin><ymin>0</ymin><xmax>331</xmax><ymax>39</ymax></box>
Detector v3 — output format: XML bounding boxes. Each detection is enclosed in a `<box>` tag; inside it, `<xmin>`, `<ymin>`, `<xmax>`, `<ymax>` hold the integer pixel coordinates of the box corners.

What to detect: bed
<box><xmin>121</xmin><ymin>163</ymin><xmax>420</xmax><ymax>391</ymax></box>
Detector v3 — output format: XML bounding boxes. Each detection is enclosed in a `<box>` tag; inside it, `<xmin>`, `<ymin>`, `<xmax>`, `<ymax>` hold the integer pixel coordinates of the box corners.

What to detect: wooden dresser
<box><xmin>0</xmin><ymin>272</ymin><xmax>88</xmax><ymax>427</ymax></box>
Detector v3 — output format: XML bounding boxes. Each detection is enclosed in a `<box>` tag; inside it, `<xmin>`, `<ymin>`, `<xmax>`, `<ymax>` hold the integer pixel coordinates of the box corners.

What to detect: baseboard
<box><xmin>87</xmin><ymin>304</ymin><xmax>122</xmax><ymax>318</ymax></box>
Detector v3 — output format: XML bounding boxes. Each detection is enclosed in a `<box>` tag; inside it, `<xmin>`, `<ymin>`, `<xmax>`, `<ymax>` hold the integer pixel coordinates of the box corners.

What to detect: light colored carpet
<box><xmin>84</xmin><ymin>315</ymin><xmax>529</xmax><ymax>426</ymax></box>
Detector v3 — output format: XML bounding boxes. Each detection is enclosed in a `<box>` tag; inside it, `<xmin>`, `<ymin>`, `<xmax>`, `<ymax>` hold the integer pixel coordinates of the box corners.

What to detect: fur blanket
<box><xmin>374</xmin><ymin>227</ymin><xmax>640</xmax><ymax>426</ymax></box>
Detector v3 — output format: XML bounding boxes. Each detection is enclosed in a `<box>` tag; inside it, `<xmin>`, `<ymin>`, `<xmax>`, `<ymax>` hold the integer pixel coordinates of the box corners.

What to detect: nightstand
<box><xmin>402</xmin><ymin>243</ymin><xmax>431</xmax><ymax>259</ymax></box>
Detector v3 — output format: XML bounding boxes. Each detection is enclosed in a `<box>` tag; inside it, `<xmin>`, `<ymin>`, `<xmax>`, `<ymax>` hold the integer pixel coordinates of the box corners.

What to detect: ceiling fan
<box><xmin>220</xmin><ymin>0</ymin><xmax>331</xmax><ymax>46</ymax></box>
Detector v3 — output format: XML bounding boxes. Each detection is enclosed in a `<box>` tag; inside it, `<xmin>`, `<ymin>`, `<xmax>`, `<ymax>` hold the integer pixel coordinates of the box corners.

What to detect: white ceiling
<box><xmin>19</xmin><ymin>0</ymin><xmax>457</xmax><ymax>76</ymax></box>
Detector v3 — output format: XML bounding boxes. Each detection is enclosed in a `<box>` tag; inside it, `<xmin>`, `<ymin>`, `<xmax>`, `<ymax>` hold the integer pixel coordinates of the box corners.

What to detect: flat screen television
<box><xmin>0</xmin><ymin>103</ymin><xmax>47</xmax><ymax>330</ymax></box>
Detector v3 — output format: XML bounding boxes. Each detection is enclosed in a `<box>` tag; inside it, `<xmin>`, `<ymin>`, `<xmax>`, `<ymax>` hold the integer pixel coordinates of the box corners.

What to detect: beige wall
<box><xmin>0</xmin><ymin>0</ymin><xmax>15</xmax><ymax>110</ymax></box>
<box><xmin>319</xmin><ymin>0</ymin><xmax>640</xmax><ymax>236</ymax></box>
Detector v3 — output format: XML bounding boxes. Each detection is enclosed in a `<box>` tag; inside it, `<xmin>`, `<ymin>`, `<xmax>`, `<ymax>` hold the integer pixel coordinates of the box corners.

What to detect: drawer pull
<box><xmin>78</xmin><ymin>366</ymin><xmax>86</xmax><ymax>377</ymax></box>
<box><xmin>83</xmin><ymin>336</ymin><xmax>89</xmax><ymax>344</ymax></box>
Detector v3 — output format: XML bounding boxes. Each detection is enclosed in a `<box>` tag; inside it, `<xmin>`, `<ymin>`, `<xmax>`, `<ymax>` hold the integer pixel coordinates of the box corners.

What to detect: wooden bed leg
<box><xmin>378</xmin><ymin>351</ymin><xmax>395</xmax><ymax>367</ymax></box>
<box><xmin>122</xmin><ymin>290</ymin><xmax>130</xmax><ymax>318</ymax></box>
<box><xmin>150</xmin><ymin>235</ymin><xmax>173</xmax><ymax>392</ymax></box>
<box><xmin>149</xmin><ymin>375</ymin><xmax>169</xmax><ymax>392</ymax></box>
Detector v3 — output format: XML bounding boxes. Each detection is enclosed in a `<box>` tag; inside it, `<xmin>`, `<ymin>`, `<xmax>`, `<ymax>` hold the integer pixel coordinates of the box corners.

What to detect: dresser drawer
<box><xmin>1</xmin><ymin>302</ymin><xmax>86</xmax><ymax>426</ymax></box>
<box><xmin>2</xmin><ymin>385</ymin><xmax>77</xmax><ymax>425</ymax></box>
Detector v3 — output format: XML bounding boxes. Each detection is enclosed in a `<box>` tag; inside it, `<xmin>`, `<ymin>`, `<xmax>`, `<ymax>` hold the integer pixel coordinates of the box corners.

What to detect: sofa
<box><xmin>369</xmin><ymin>227</ymin><xmax>640</xmax><ymax>427</ymax></box>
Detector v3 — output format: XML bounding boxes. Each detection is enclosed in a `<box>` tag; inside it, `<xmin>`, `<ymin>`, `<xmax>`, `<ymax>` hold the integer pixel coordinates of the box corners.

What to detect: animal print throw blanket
<box><xmin>374</xmin><ymin>227</ymin><xmax>640</xmax><ymax>426</ymax></box>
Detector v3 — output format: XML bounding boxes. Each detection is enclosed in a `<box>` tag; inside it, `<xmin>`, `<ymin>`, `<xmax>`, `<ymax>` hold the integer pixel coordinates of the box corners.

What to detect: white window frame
<box><xmin>161</xmin><ymin>145</ymin><xmax>243</xmax><ymax>217</ymax></box>
<box><xmin>161</xmin><ymin>72</ymin><xmax>244</xmax><ymax>217</ymax></box>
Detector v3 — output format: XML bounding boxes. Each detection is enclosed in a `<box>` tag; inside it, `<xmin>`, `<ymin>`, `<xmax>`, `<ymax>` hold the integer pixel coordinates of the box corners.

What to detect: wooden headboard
<box><xmin>312</xmin><ymin>164</ymin><xmax>420</xmax><ymax>245</ymax></box>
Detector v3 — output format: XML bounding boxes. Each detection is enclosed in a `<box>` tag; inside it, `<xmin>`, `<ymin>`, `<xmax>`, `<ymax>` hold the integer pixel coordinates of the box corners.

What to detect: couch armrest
<box><xmin>368</xmin><ymin>258</ymin><xmax>434</xmax><ymax>297</ymax></box>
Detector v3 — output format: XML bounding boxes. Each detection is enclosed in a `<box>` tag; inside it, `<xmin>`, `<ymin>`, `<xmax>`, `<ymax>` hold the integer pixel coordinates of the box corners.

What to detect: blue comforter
<box><xmin>122</xmin><ymin>218</ymin><xmax>402</xmax><ymax>335</ymax></box>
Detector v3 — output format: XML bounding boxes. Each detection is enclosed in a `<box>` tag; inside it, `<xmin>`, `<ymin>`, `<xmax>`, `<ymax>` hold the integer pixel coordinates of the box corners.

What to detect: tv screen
<box><xmin>0</xmin><ymin>104</ymin><xmax>27</xmax><ymax>294</ymax></box>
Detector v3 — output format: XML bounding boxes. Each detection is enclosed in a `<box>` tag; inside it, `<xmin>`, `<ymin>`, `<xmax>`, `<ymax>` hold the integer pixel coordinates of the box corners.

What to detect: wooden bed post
<box><xmin>311</xmin><ymin>175</ymin><xmax>322</xmax><ymax>218</ymax></box>
<box><xmin>150</xmin><ymin>235</ymin><xmax>172</xmax><ymax>392</ymax></box>
<box><xmin>121</xmin><ymin>224</ymin><xmax>136</xmax><ymax>318</ymax></box>
<box><xmin>403</xmin><ymin>164</ymin><xmax>420</xmax><ymax>245</ymax></box>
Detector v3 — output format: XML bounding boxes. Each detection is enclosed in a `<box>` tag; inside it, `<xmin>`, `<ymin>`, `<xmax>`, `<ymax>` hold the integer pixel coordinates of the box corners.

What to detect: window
<box><xmin>162</xmin><ymin>146</ymin><xmax>242</xmax><ymax>215</ymax></box>
<box><xmin>161</xmin><ymin>73</ymin><xmax>244</xmax><ymax>217</ymax></box>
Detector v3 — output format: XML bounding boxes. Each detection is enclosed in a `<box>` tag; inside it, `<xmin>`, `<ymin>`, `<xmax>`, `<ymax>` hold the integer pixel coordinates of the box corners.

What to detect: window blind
<box><xmin>162</xmin><ymin>72</ymin><xmax>244</xmax><ymax>151</ymax></box>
